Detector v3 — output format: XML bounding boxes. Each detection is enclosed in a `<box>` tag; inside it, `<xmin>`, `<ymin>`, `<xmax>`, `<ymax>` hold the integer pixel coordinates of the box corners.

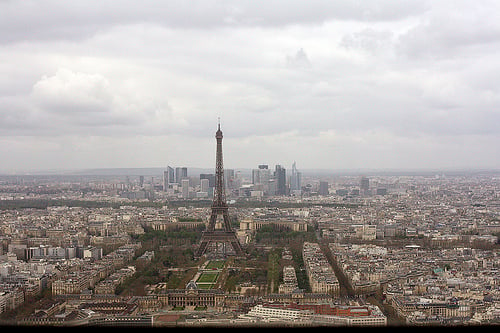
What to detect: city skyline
<box><xmin>1</xmin><ymin>1</ymin><xmax>499</xmax><ymax>173</ymax></box>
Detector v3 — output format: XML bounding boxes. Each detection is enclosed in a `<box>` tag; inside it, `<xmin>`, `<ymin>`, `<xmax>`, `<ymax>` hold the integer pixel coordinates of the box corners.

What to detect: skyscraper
<box><xmin>181</xmin><ymin>178</ymin><xmax>190</xmax><ymax>199</ymax></box>
<box><xmin>319</xmin><ymin>181</ymin><xmax>329</xmax><ymax>196</ymax></box>
<box><xmin>200</xmin><ymin>173</ymin><xmax>215</xmax><ymax>188</ymax></box>
<box><xmin>225</xmin><ymin>169</ymin><xmax>236</xmax><ymax>191</ymax></box>
<box><xmin>163</xmin><ymin>171</ymin><xmax>168</xmax><ymax>191</ymax></box>
<box><xmin>360</xmin><ymin>176</ymin><xmax>370</xmax><ymax>195</ymax></box>
<box><xmin>200</xmin><ymin>178</ymin><xmax>209</xmax><ymax>193</ymax></box>
<box><xmin>200</xmin><ymin>173</ymin><xmax>215</xmax><ymax>197</ymax></box>
<box><xmin>167</xmin><ymin>166</ymin><xmax>174</xmax><ymax>183</ymax></box>
<box><xmin>252</xmin><ymin>164</ymin><xmax>271</xmax><ymax>185</ymax></box>
<box><xmin>290</xmin><ymin>161</ymin><xmax>302</xmax><ymax>192</ymax></box>
<box><xmin>274</xmin><ymin>164</ymin><xmax>287</xmax><ymax>196</ymax></box>
<box><xmin>163</xmin><ymin>166</ymin><xmax>175</xmax><ymax>191</ymax></box>
<box><xmin>175</xmin><ymin>167</ymin><xmax>187</xmax><ymax>184</ymax></box>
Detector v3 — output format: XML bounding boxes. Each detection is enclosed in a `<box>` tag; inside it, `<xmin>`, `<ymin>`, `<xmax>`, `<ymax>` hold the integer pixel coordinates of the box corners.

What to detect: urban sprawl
<box><xmin>0</xmin><ymin>166</ymin><xmax>498</xmax><ymax>327</ymax></box>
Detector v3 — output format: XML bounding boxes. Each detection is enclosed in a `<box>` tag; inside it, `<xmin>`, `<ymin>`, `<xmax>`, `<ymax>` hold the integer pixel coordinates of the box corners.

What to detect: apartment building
<box><xmin>302</xmin><ymin>242</ymin><xmax>339</xmax><ymax>295</ymax></box>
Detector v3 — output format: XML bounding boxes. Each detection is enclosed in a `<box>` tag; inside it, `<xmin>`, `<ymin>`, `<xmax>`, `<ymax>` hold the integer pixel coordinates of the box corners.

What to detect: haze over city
<box><xmin>1</xmin><ymin>0</ymin><xmax>499</xmax><ymax>173</ymax></box>
<box><xmin>1</xmin><ymin>2</ymin><xmax>500</xmax><ymax>328</ymax></box>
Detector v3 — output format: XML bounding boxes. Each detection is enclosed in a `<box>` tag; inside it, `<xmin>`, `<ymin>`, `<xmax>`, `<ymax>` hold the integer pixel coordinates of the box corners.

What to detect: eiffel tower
<box><xmin>195</xmin><ymin>121</ymin><xmax>244</xmax><ymax>258</ymax></box>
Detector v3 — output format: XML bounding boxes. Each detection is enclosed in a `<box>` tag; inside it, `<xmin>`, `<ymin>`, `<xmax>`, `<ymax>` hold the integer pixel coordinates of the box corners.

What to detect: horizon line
<box><xmin>1</xmin><ymin>166</ymin><xmax>499</xmax><ymax>176</ymax></box>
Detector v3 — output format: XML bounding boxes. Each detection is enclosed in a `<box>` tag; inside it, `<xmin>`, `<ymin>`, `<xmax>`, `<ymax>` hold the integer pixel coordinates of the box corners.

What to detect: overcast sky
<box><xmin>0</xmin><ymin>0</ymin><xmax>499</xmax><ymax>173</ymax></box>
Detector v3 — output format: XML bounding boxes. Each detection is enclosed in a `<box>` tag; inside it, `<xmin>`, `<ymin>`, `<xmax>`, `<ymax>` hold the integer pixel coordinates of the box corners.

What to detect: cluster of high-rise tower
<box><xmin>163</xmin><ymin>163</ymin><xmax>301</xmax><ymax>199</ymax></box>
<box><xmin>250</xmin><ymin>161</ymin><xmax>302</xmax><ymax>196</ymax></box>
<box><xmin>162</xmin><ymin>161</ymin><xmax>302</xmax><ymax>199</ymax></box>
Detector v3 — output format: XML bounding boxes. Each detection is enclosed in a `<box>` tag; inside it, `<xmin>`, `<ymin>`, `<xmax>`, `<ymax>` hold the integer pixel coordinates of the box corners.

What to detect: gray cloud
<box><xmin>0</xmin><ymin>0</ymin><xmax>430</xmax><ymax>43</ymax></box>
<box><xmin>0</xmin><ymin>0</ymin><xmax>498</xmax><ymax>171</ymax></box>
<box><xmin>396</xmin><ymin>1</ymin><xmax>500</xmax><ymax>60</ymax></box>
<box><xmin>340</xmin><ymin>28</ymin><xmax>395</xmax><ymax>56</ymax></box>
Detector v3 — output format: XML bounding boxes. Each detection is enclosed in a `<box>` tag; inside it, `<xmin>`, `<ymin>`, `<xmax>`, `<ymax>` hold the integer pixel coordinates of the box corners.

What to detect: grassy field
<box><xmin>196</xmin><ymin>271</ymin><xmax>219</xmax><ymax>289</ymax></box>
<box><xmin>205</xmin><ymin>260</ymin><xmax>225</xmax><ymax>269</ymax></box>
<box><xmin>197</xmin><ymin>272</ymin><xmax>218</xmax><ymax>283</ymax></box>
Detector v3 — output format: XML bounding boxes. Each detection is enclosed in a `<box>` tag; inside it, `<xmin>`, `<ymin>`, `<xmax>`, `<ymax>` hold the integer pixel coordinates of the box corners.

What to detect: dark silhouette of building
<box><xmin>274</xmin><ymin>164</ymin><xmax>287</xmax><ymax>195</ymax></box>
<box><xmin>319</xmin><ymin>181</ymin><xmax>329</xmax><ymax>196</ymax></box>
<box><xmin>200</xmin><ymin>173</ymin><xmax>215</xmax><ymax>188</ymax></box>
<box><xmin>360</xmin><ymin>176</ymin><xmax>370</xmax><ymax>195</ymax></box>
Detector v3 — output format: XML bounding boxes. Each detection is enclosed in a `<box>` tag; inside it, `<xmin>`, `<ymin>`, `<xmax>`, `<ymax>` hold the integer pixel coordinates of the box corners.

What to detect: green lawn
<box><xmin>197</xmin><ymin>272</ymin><xmax>218</xmax><ymax>283</ymax></box>
<box><xmin>205</xmin><ymin>260</ymin><xmax>225</xmax><ymax>269</ymax></box>
<box><xmin>196</xmin><ymin>271</ymin><xmax>218</xmax><ymax>289</ymax></box>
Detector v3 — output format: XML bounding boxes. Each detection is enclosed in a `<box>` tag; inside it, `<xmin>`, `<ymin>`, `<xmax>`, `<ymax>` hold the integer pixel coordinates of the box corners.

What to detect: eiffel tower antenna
<box><xmin>195</xmin><ymin>120</ymin><xmax>244</xmax><ymax>258</ymax></box>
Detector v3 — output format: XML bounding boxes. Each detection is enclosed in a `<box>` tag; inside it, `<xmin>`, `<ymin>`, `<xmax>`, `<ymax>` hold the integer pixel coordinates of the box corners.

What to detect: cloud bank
<box><xmin>0</xmin><ymin>0</ymin><xmax>499</xmax><ymax>172</ymax></box>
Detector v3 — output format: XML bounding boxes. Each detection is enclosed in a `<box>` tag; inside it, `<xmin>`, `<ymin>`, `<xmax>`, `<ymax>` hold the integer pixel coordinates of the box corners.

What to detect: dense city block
<box><xmin>0</xmin><ymin>169</ymin><xmax>498</xmax><ymax>327</ymax></box>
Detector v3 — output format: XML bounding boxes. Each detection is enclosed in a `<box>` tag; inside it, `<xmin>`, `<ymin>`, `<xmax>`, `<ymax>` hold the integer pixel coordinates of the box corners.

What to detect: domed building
<box><xmin>157</xmin><ymin>280</ymin><xmax>225</xmax><ymax>309</ymax></box>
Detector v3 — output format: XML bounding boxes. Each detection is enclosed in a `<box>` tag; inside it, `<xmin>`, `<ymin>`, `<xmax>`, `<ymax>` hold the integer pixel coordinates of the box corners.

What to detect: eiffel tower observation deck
<box><xmin>195</xmin><ymin>121</ymin><xmax>244</xmax><ymax>259</ymax></box>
